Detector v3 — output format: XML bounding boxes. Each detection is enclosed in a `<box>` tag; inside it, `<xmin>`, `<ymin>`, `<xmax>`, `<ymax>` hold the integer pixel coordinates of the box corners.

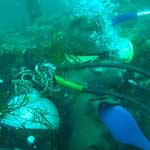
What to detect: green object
<box><xmin>55</xmin><ymin>76</ymin><xmax>83</xmax><ymax>91</ymax></box>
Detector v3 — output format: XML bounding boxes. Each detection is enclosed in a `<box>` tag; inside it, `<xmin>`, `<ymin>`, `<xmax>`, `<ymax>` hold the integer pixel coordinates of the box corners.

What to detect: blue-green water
<box><xmin>0</xmin><ymin>0</ymin><xmax>150</xmax><ymax>150</ymax></box>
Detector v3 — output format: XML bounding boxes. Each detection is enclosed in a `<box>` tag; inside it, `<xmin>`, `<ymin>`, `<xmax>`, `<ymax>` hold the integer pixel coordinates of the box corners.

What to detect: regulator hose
<box><xmin>58</xmin><ymin>61</ymin><xmax>150</xmax><ymax>78</ymax></box>
<box><xmin>55</xmin><ymin>76</ymin><xmax>149</xmax><ymax>112</ymax></box>
<box><xmin>83</xmin><ymin>88</ymin><xmax>148</xmax><ymax>112</ymax></box>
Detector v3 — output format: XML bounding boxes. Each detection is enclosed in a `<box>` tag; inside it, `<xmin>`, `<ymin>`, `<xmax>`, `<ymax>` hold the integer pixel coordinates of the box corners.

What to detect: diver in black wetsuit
<box><xmin>25</xmin><ymin>0</ymin><xmax>42</xmax><ymax>23</ymax></box>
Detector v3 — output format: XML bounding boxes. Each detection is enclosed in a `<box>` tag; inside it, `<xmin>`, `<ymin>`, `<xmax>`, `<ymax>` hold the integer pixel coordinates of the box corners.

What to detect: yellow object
<box><xmin>55</xmin><ymin>76</ymin><xmax>83</xmax><ymax>92</ymax></box>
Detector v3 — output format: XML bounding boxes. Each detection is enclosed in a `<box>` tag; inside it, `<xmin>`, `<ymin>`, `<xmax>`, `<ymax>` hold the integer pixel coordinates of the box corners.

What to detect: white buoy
<box><xmin>27</xmin><ymin>135</ymin><xmax>35</xmax><ymax>145</ymax></box>
<box><xmin>1</xmin><ymin>90</ymin><xmax>60</xmax><ymax>130</ymax></box>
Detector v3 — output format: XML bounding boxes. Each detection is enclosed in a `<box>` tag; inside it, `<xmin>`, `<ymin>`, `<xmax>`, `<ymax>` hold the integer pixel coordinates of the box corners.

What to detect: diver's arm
<box><xmin>112</xmin><ymin>12</ymin><xmax>137</xmax><ymax>25</ymax></box>
<box><xmin>112</xmin><ymin>10</ymin><xmax>150</xmax><ymax>25</ymax></box>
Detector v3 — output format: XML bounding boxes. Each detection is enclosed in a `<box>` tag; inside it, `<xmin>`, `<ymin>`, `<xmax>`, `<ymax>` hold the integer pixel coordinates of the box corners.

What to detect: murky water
<box><xmin>0</xmin><ymin>0</ymin><xmax>150</xmax><ymax>150</ymax></box>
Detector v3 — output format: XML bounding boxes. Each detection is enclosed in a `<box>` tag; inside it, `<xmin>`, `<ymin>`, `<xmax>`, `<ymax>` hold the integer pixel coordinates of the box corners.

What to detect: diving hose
<box><xmin>55</xmin><ymin>61</ymin><xmax>150</xmax><ymax>111</ymax></box>
<box><xmin>55</xmin><ymin>75</ymin><xmax>149</xmax><ymax>112</ymax></box>
<box><xmin>58</xmin><ymin>61</ymin><xmax>150</xmax><ymax>78</ymax></box>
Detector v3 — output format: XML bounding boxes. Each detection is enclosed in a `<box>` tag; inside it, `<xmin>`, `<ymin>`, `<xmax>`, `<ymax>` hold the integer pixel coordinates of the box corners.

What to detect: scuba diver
<box><xmin>25</xmin><ymin>0</ymin><xmax>42</xmax><ymax>23</ymax></box>
<box><xmin>0</xmin><ymin>1</ymin><xmax>150</xmax><ymax>150</ymax></box>
<box><xmin>58</xmin><ymin>60</ymin><xmax>150</xmax><ymax>150</ymax></box>
<box><xmin>52</xmin><ymin>8</ymin><xmax>149</xmax><ymax>149</ymax></box>
<box><xmin>0</xmin><ymin>23</ymin><xmax>150</xmax><ymax>150</ymax></box>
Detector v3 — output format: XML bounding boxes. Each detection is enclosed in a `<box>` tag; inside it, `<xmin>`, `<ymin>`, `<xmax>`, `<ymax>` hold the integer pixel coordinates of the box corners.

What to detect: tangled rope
<box><xmin>13</xmin><ymin>63</ymin><xmax>59</xmax><ymax>96</ymax></box>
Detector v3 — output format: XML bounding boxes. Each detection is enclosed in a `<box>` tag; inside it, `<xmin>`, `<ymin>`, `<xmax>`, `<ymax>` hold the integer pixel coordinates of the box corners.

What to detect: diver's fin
<box><xmin>144</xmin><ymin>140</ymin><xmax>150</xmax><ymax>150</ymax></box>
<box><xmin>99</xmin><ymin>105</ymin><xmax>148</xmax><ymax>149</ymax></box>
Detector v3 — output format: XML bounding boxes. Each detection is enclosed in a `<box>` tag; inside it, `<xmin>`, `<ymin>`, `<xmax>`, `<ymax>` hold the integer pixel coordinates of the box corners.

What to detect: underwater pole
<box><xmin>112</xmin><ymin>10</ymin><xmax>150</xmax><ymax>25</ymax></box>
